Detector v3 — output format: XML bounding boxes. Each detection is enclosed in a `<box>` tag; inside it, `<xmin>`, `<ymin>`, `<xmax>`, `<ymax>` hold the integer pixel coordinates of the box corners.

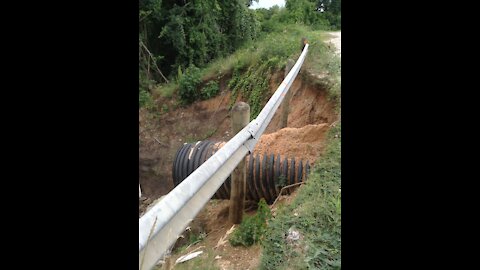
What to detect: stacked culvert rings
<box><xmin>172</xmin><ymin>140</ymin><xmax>312</xmax><ymax>204</ymax></box>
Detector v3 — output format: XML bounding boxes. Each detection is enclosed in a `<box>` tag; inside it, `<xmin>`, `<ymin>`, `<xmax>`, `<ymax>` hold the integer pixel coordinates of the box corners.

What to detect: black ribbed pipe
<box><xmin>181</xmin><ymin>143</ymin><xmax>191</xmax><ymax>183</ymax></box>
<box><xmin>172</xmin><ymin>140</ymin><xmax>313</xmax><ymax>203</ymax></box>
<box><xmin>175</xmin><ymin>144</ymin><xmax>185</xmax><ymax>186</ymax></box>
<box><xmin>261</xmin><ymin>154</ymin><xmax>271</xmax><ymax>203</ymax></box>
<box><xmin>274</xmin><ymin>154</ymin><xmax>281</xmax><ymax>195</ymax></box>
<box><xmin>298</xmin><ymin>160</ymin><xmax>303</xmax><ymax>183</ymax></box>
<box><xmin>305</xmin><ymin>161</ymin><xmax>311</xmax><ymax>180</ymax></box>
<box><xmin>281</xmin><ymin>157</ymin><xmax>288</xmax><ymax>195</ymax></box>
<box><xmin>254</xmin><ymin>153</ymin><xmax>264</xmax><ymax>201</ymax></box>
<box><xmin>289</xmin><ymin>158</ymin><xmax>296</xmax><ymax>195</ymax></box>
<box><xmin>210</xmin><ymin>142</ymin><xmax>227</xmax><ymax>199</ymax></box>
<box><xmin>268</xmin><ymin>154</ymin><xmax>275</xmax><ymax>203</ymax></box>
<box><xmin>171</xmin><ymin>144</ymin><xmax>182</xmax><ymax>186</ymax></box>
<box><xmin>176</xmin><ymin>143</ymin><xmax>190</xmax><ymax>186</ymax></box>
<box><xmin>247</xmin><ymin>154</ymin><xmax>257</xmax><ymax>201</ymax></box>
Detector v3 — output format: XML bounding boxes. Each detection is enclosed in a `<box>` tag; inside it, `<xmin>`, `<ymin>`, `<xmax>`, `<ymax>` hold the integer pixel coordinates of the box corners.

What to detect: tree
<box><xmin>317</xmin><ymin>0</ymin><xmax>341</xmax><ymax>29</ymax></box>
<box><xmin>285</xmin><ymin>0</ymin><xmax>340</xmax><ymax>29</ymax></box>
<box><xmin>245</xmin><ymin>0</ymin><xmax>259</xmax><ymax>7</ymax></box>
<box><xmin>139</xmin><ymin>0</ymin><xmax>260</xmax><ymax>81</ymax></box>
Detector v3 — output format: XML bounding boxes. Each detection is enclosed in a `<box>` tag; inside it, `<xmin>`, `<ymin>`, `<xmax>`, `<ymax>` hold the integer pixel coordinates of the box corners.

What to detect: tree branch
<box><xmin>139</xmin><ymin>40</ymin><xmax>169</xmax><ymax>83</ymax></box>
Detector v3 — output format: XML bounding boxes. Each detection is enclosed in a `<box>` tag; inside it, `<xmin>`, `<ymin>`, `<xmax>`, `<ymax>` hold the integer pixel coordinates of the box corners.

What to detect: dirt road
<box><xmin>328</xmin><ymin>31</ymin><xmax>341</xmax><ymax>56</ymax></box>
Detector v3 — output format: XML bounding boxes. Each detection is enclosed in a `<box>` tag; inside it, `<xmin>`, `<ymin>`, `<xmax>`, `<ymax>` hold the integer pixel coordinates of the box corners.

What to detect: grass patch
<box><xmin>201</xmin><ymin>25</ymin><xmax>335</xmax><ymax>82</ymax></box>
<box><xmin>260</xmin><ymin>123</ymin><xmax>341</xmax><ymax>270</ymax></box>
<box><xmin>153</xmin><ymin>82</ymin><xmax>178</xmax><ymax>98</ymax></box>
<box><xmin>211</xmin><ymin>24</ymin><xmax>339</xmax><ymax>119</ymax></box>
<box><xmin>229</xmin><ymin>199</ymin><xmax>271</xmax><ymax>247</ymax></box>
<box><xmin>139</xmin><ymin>89</ymin><xmax>156</xmax><ymax>111</ymax></box>
<box><xmin>302</xmin><ymin>30</ymin><xmax>341</xmax><ymax>103</ymax></box>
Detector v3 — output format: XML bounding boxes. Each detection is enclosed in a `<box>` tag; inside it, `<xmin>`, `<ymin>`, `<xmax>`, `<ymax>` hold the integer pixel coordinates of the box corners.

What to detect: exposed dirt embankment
<box><xmin>255</xmin><ymin>123</ymin><xmax>330</xmax><ymax>165</ymax></box>
<box><xmin>139</xmin><ymin>90</ymin><xmax>232</xmax><ymax>202</ymax></box>
<box><xmin>265</xmin><ymin>74</ymin><xmax>337</xmax><ymax>133</ymax></box>
<box><xmin>139</xmin><ymin>71</ymin><xmax>338</xmax><ymax>207</ymax></box>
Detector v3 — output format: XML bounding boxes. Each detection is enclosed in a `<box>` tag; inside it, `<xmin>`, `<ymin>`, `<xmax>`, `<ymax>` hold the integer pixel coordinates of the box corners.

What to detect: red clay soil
<box><xmin>254</xmin><ymin>123</ymin><xmax>330</xmax><ymax>165</ymax></box>
<box><xmin>265</xmin><ymin>73</ymin><xmax>337</xmax><ymax>133</ymax></box>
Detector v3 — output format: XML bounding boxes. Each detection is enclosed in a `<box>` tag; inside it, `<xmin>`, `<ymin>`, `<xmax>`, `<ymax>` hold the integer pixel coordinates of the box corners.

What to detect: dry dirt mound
<box><xmin>254</xmin><ymin>123</ymin><xmax>330</xmax><ymax>164</ymax></box>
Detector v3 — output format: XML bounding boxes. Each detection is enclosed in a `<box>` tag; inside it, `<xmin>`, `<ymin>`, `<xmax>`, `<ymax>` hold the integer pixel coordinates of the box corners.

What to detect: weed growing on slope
<box><xmin>260</xmin><ymin>123</ymin><xmax>341</xmax><ymax>270</ymax></box>
<box><xmin>230</xmin><ymin>199</ymin><xmax>272</xmax><ymax>247</ymax></box>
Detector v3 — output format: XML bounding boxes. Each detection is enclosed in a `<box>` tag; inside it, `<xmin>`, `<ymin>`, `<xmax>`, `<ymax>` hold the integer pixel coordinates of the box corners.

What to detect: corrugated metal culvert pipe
<box><xmin>172</xmin><ymin>140</ymin><xmax>311</xmax><ymax>204</ymax></box>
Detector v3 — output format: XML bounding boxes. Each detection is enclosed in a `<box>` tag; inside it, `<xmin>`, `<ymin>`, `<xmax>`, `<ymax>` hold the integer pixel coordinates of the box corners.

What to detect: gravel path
<box><xmin>328</xmin><ymin>31</ymin><xmax>341</xmax><ymax>56</ymax></box>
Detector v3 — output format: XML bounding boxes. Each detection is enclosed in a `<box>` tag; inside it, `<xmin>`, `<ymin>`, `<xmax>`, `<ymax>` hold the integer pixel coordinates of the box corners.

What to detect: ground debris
<box><xmin>175</xmin><ymin>250</ymin><xmax>204</xmax><ymax>264</ymax></box>
<box><xmin>286</xmin><ymin>227</ymin><xmax>301</xmax><ymax>243</ymax></box>
<box><xmin>215</xmin><ymin>225</ymin><xmax>236</xmax><ymax>249</ymax></box>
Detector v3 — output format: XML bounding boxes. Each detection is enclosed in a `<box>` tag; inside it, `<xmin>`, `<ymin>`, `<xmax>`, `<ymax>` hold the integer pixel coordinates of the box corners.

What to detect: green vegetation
<box><xmin>201</xmin><ymin>80</ymin><xmax>220</xmax><ymax>100</ymax></box>
<box><xmin>139</xmin><ymin>89</ymin><xmax>155</xmax><ymax>111</ymax></box>
<box><xmin>175</xmin><ymin>231</ymin><xmax>207</xmax><ymax>255</ymax></box>
<box><xmin>153</xmin><ymin>83</ymin><xmax>177</xmax><ymax>98</ymax></box>
<box><xmin>178</xmin><ymin>65</ymin><xmax>202</xmax><ymax>105</ymax></box>
<box><xmin>229</xmin><ymin>198</ymin><xmax>272</xmax><ymax>247</ymax></box>
<box><xmin>161</xmin><ymin>103</ymin><xmax>169</xmax><ymax>113</ymax></box>
<box><xmin>148</xmin><ymin>24</ymin><xmax>339</xmax><ymax>112</ymax></box>
<box><xmin>139</xmin><ymin>0</ymin><xmax>260</xmax><ymax>85</ymax></box>
<box><xmin>260</xmin><ymin>123</ymin><xmax>341</xmax><ymax>269</ymax></box>
<box><xmin>141</xmin><ymin>2</ymin><xmax>341</xmax><ymax>269</ymax></box>
<box><xmin>139</xmin><ymin>0</ymin><xmax>341</xmax><ymax>110</ymax></box>
<box><xmin>225</xmin><ymin>24</ymin><xmax>340</xmax><ymax>118</ymax></box>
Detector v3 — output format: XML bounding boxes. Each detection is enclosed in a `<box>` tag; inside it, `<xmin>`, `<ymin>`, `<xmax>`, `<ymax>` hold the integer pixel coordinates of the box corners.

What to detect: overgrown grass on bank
<box><xmin>260</xmin><ymin>123</ymin><xmax>341</xmax><ymax>270</ymax></box>
<box><xmin>146</xmin><ymin>24</ymin><xmax>340</xmax><ymax>117</ymax></box>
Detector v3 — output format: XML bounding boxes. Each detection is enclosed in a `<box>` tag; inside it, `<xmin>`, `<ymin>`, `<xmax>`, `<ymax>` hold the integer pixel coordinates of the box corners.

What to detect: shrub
<box><xmin>139</xmin><ymin>89</ymin><xmax>155</xmax><ymax>111</ymax></box>
<box><xmin>178</xmin><ymin>65</ymin><xmax>202</xmax><ymax>104</ymax></box>
<box><xmin>229</xmin><ymin>199</ymin><xmax>271</xmax><ymax>247</ymax></box>
<box><xmin>201</xmin><ymin>80</ymin><xmax>220</xmax><ymax>100</ymax></box>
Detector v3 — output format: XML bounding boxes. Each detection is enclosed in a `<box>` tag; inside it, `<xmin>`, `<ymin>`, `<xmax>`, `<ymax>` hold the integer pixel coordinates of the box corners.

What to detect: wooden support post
<box><xmin>229</xmin><ymin>102</ymin><xmax>250</xmax><ymax>224</ymax></box>
<box><xmin>280</xmin><ymin>59</ymin><xmax>295</xmax><ymax>128</ymax></box>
